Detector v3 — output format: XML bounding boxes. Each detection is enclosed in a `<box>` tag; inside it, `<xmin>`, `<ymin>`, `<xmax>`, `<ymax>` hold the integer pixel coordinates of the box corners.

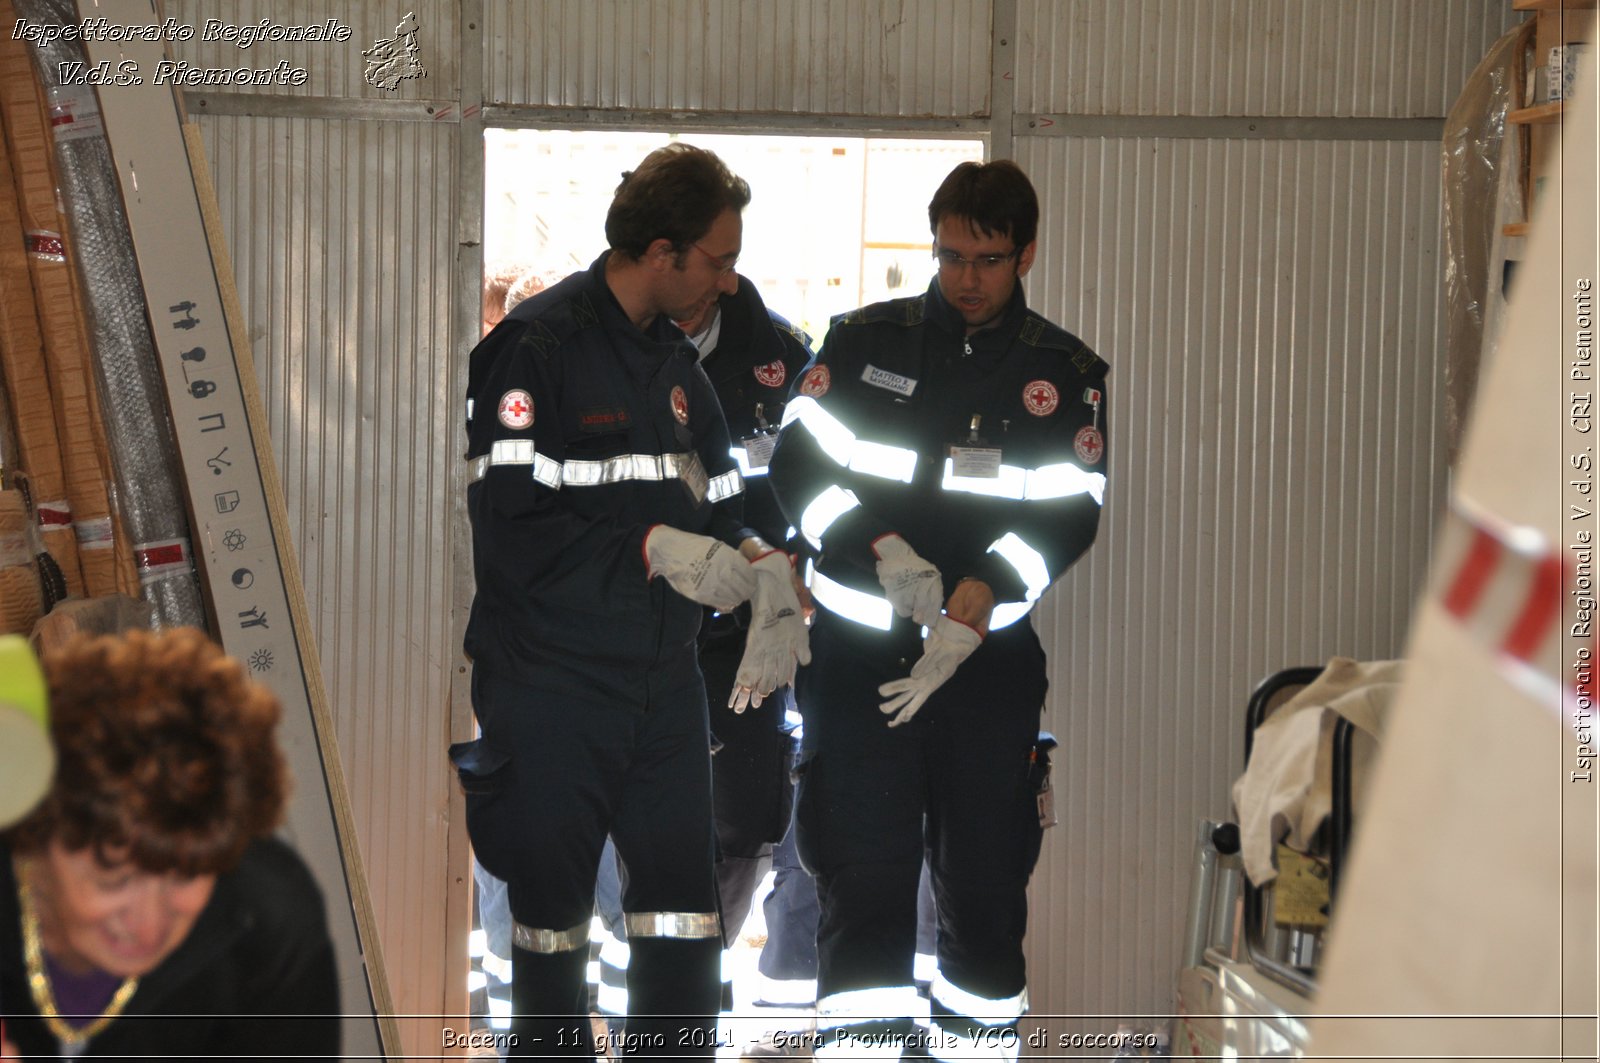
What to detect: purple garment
<box><xmin>42</xmin><ymin>950</ymin><xmax>124</xmax><ymax>1030</ymax></box>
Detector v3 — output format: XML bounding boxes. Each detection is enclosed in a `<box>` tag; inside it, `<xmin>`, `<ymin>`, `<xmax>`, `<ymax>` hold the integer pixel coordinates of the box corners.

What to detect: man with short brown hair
<box><xmin>458</xmin><ymin>144</ymin><xmax>807</xmax><ymax>1058</ymax></box>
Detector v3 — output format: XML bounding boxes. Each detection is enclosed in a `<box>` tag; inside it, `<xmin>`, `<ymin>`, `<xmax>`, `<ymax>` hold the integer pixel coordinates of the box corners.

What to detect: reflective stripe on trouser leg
<box><xmin>928</xmin><ymin>974</ymin><xmax>1027</xmax><ymax>1063</ymax></box>
<box><xmin>754</xmin><ymin>972</ymin><xmax>818</xmax><ymax>1007</ymax></box>
<box><xmin>594</xmin><ymin>924</ymin><xmax>630</xmax><ymax>1019</ymax></box>
<box><xmin>815</xmin><ymin>986</ymin><xmax>923</xmax><ymax>1059</ymax></box>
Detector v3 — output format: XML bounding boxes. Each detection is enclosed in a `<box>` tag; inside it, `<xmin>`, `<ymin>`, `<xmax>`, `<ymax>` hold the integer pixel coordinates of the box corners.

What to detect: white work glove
<box><xmin>871</xmin><ymin>534</ymin><xmax>944</xmax><ymax>628</ymax></box>
<box><xmin>729</xmin><ymin>551</ymin><xmax>812</xmax><ymax>712</ymax></box>
<box><xmin>877</xmin><ymin>616</ymin><xmax>983</xmax><ymax>727</ymax></box>
<box><xmin>643</xmin><ymin>525</ymin><xmax>757</xmax><ymax>610</ymax></box>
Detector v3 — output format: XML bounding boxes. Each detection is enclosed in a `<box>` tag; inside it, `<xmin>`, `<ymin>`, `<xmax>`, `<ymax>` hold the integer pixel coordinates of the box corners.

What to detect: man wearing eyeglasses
<box><xmin>457</xmin><ymin>143</ymin><xmax>809</xmax><ymax>1058</ymax></box>
<box><xmin>768</xmin><ymin>159</ymin><xmax>1108</xmax><ymax>1061</ymax></box>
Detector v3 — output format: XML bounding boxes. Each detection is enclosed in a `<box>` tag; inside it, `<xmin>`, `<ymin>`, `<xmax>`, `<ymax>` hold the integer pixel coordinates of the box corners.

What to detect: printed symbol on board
<box><xmin>798</xmin><ymin>365</ymin><xmax>830</xmax><ymax>398</ymax></box>
<box><xmin>223</xmin><ymin>529</ymin><xmax>247</xmax><ymax>551</ymax></box>
<box><xmin>1022</xmin><ymin>380</ymin><xmax>1059</xmax><ymax>417</ymax></box>
<box><xmin>238</xmin><ymin>606</ymin><xmax>269</xmax><ymax>630</ymax></box>
<box><xmin>215</xmin><ymin>491</ymin><xmax>240</xmax><ymax>514</ymax></box>
<box><xmin>497</xmin><ymin>389</ymin><xmax>533</xmax><ymax>430</ymax></box>
<box><xmin>190</xmin><ymin>379</ymin><xmax>216</xmax><ymax>399</ymax></box>
<box><xmin>753</xmin><ymin>360</ymin><xmax>787</xmax><ymax>388</ymax></box>
<box><xmin>231</xmin><ymin>568</ymin><xmax>254</xmax><ymax>590</ymax></box>
<box><xmin>670</xmin><ymin>385</ymin><xmax>690</xmax><ymax>425</ymax></box>
<box><xmin>1073</xmin><ymin>425</ymin><xmax>1105</xmax><ymax>466</ymax></box>
<box><xmin>364</xmin><ymin>11</ymin><xmax>426</xmax><ymax>91</ymax></box>
<box><xmin>181</xmin><ymin>347</ymin><xmax>206</xmax><ymax>363</ymax></box>
<box><xmin>248</xmin><ymin>648</ymin><xmax>275</xmax><ymax>673</ymax></box>
<box><xmin>169</xmin><ymin>301</ymin><xmax>199</xmax><ymax>330</ymax></box>
<box><xmin>208</xmin><ymin>447</ymin><xmax>231</xmax><ymax>475</ymax></box>
<box><xmin>199</xmin><ymin>412</ymin><xmax>226</xmax><ymax>432</ymax></box>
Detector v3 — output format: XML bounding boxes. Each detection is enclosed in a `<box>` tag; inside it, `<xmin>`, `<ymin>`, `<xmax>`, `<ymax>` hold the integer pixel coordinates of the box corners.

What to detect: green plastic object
<box><xmin>0</xmin><ymin>634</ymin><xmax>54</xmax><ymax>828</ymax></box>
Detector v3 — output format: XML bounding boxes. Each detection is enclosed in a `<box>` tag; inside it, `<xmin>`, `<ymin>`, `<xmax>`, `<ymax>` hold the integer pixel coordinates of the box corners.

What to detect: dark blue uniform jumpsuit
<box><xmin>767</xmin><ymin>279</ymin><xmax>1108</xmax><ymax>1061</ymax></box>
<box><xmin>458</xmin><ymin>253</ymin><xmax>754</xmax><ymax>1059</ymax></box>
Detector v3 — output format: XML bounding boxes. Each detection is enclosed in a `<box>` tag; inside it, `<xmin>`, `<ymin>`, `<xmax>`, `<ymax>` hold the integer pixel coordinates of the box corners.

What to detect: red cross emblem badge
<box><xmin>498</xmin><ymin>389</ymin><xmax>534</xmax><ymax>429</ymax></box>
<box><xmin>798</xmin><ymin>365</ymin><xmax>831</xmax><ymax>398</ymax></box>
<box><xmin>754</xmin><ymin>360</ymin><xmax>787</xmax><ymax>388</ymax></box>
<box><xmin>1023</xmin><ymin>380</ymin><xmax>1059</xmax><ymax>416</ymax></box>
<box><xmin>1074</xmin><ymin>425</ymin><xmax>1105</xmax><ymax>465</ymax></box>
<box><xmin>671</xmin><ymin>385</ymin><xmax>690</xmax><ymax>425</ymax></box>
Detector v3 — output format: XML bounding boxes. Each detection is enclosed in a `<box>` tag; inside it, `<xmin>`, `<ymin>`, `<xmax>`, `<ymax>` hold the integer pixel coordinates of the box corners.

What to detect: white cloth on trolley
<box><xmin>1230</xmin><ymin>657</ymin><xmax>1402</xmax><ymax>886</ymax></box>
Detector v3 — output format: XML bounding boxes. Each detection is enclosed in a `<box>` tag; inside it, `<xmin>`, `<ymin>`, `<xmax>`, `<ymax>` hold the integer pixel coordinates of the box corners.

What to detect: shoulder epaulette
<box><xmin>516</xmin><ymin>292</ymin><xmax>599</xmax><ymax>358</ymax></box>
<box><xmin>770</xmin><ymin>315</ymin><xmax>812</xmax><ymax>348</ymax></box>
<box><xmin>1019</xmin><ymin>312</ymin><xmax>1106</xmax><ymax>375</ymax></box>
<box><xmin>837</xmin><ymin>295</ymin><xmax>925</xmax><ymax>328</ymax></box>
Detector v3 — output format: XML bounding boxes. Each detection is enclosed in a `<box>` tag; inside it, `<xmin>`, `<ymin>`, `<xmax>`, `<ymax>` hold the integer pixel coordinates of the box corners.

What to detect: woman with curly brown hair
<box><xmin>0</xmin><ymin>627</ymin><xmax>339</xmax><ymax>1059</ymax></box>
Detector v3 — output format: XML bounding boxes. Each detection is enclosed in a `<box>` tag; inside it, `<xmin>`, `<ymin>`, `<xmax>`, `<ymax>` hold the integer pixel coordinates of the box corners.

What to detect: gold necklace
<box><xmin>16</xmin><ymin>861</ymin><xmax>140</xmax><ymax>1046</ymax></box>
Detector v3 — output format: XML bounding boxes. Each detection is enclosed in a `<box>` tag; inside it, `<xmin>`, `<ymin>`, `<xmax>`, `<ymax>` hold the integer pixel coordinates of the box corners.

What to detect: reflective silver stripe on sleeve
<box><xmin>466</xmin><ymin>397</ymin><xmax>475</xmax><ymax>420</ymax></box>
<box><xmin>806</xmin><ymin>560</ymin><xmax>894</xmax><ymax>631</ymax></box>
<box><xmin>941</xmin><ymin>458</ymin><xmax>1106</xmax><ymax>505</ymax></box>
<box><xmin>986</xmin><ymin>532</ymin><xmax>1052</xmax><ymax>630</ymax></box>
<box><xmin>783</xmin><ymin>396</ymin><xmax>918</xmax><ymax>484</ymax></box>
<box><xmin>561</xmin><ymin>451</ymin><xmax>709</xmax><ymax>488</ymax></box>
<box><xmin>467</xmin><ymin>438</ymin><xmax>563</xmax><ymax>489</ymax></box>
<box><xmin>469</xmin><ymin>447</ymin><xmax>726</xmax><ymax>495</ymax></box>
<box><xmin>800</xmin><ymin>485</ymin><xmax>860</xmax><ymax>549</ymax></box>
<box><xmin>707</xmin><ymin>468</ymin><xmax>745</xmax><ymax>503</ymax></box>
<box><xmin>512</xmin><ymin>917</ymin><xmax>592</xmax><ymax>953</ymax></box>
<box><xmin>622</xmin><ymin>911</ymin><xmax>721</xmax><ymax>939</ymax></box>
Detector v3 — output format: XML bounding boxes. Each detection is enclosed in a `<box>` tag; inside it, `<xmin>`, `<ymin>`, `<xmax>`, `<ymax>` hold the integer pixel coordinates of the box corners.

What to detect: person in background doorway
<box><xmin>483</xmin><ymin>260</ymin><xmax>537</xmax><ymax>336</ymax></box>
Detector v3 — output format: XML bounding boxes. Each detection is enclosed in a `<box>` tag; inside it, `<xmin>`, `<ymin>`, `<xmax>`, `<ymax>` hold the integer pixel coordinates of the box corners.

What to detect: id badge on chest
<box><xmin>948</xmin><ymin>414</ymin><xmax>1001</xmax><ymax>479</ymax></box>
<box><xmin>740</xmin><ymin>429</ymin><xmax>779</xmax><ymax>473</ymax></box>
<box><xmin>738</xmin><ymin>402</ymin><xmax>779</xmax><ymax>474</ymax></box>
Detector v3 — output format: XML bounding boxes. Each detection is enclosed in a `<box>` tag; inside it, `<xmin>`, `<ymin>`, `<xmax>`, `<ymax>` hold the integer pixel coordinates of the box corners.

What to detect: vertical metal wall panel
<box><xmin>195</xmin><ymin>112</ymin><xmax>457</xmax><ymax>1051</ymax></box>
<box><xmin>1018</xmin><ymin>134</ymin><xmax>1447</xmax><ymax>1028</ymax></box>
<box><xmin>166</xmin><ymin>1</ymin><xmax>459</xmax><ymax>100</ymax></box>
<box><xmin>485</xmin><ymin>0</ymin><xmax>993</xmax><ymax>116</ymax></box>
<box><xmin>1015</xmin><ymin>0</ymin><xmax>1520</xmax><ymax>118</ymax></box>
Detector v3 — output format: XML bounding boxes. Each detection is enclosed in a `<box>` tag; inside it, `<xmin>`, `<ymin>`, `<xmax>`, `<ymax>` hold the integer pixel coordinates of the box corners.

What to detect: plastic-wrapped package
<box><xmin>0</xmin><ymin>376</ymin><xmax>55</xmax><ymax>634</ymax></box>
<box><xmin>1441</xmin><ymin>20</ymin><xmax>1533</xmax><ymax>465</ymax></box>
<box><xmin>0</xmin><ymin>5</ymin><xmax>134</xmax><ymax>600</ymax></box>
<box><xmin>15</xmin><ymin>0</ymin><xmax>205</xmax><ymax>629</ymax></box>
<box><xmin>0</xmin><ymin>86</ymin><xmax>80</xmax><ymax>596</ymax></box>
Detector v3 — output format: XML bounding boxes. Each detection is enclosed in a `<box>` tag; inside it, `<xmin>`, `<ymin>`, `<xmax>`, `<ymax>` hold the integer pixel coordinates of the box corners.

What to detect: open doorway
<box><xmin>469</xmin><ymin>128</ymin><xmax>984</xmax><ymax>1053</ymax></box>
<box><xmin>482</xmin><ymin>129</ymin><xmax>984</xmax><ymax>341</ymax></box>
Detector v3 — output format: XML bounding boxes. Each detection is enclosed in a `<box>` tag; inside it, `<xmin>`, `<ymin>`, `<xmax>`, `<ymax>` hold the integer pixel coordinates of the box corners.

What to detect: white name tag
<box><xmin>740</xmin><ymin>432</ymin><xmax>778</xmax><ymax>471</ymax></box>
<box><xmin>949</xmin><ymin>445</ymin><xmax>1002</xmax><ymax>479</ymax></box>
<box><xmin>861</xmin><ymin>364</ymin><xmax>917</xmax><ymax>397</ymax></box>
<box><xmin>680</xmin><ymin>454</ymin><xmax>709</xmax><ymax>504</ymax></box>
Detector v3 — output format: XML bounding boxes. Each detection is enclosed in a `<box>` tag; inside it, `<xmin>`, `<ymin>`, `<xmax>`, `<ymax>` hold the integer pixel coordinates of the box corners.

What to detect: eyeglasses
<box><xmin>691</xmin><ymin>242</ymin><xmax>739</xmax><ymax>277</ymax></box>
<box><xmin>933</xmin><ymin>246</ymin><xmax>1019</xmax><ymax>274</ymax></box>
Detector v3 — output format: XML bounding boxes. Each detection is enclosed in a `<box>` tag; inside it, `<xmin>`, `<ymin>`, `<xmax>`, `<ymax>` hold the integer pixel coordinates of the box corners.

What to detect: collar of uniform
<box><xmin>700</xmin><ymin>273</ymin><xmax>787</xmax><ymax>386</ymax></box>
<box><xmin>587</xmin><ymin>251</ymin><xmax>701</xmax><ymax>372</ymax></box>
<box><xmin>924</xmin><ymin>277</ymin><xmax>1029</xmax><ymax>367</ymax></box>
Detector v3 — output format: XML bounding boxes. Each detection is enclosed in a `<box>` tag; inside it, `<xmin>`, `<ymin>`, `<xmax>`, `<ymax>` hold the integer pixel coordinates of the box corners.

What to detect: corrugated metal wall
<box><xmin>194</xmin><ymin>111</ymin><xmax>459</xmax><ymax>1053</ymax></box>
<box><xmin>1022</xmin><ymin>134</ymin><xmax>1451</xmax><ymax>1034</ymax></box>
<box><xmin>1015</xmin><ymin>0</ymin><xmax>1516</xmax><ymax>118</ymax></box>
<box><xmin>168</xmin><ymin>0</ymin><xmax>1522</xmax><ymax>1054</ymax></box>
<box><xmin>486</xmin><ymin>0</ymin><xmax>993</xmax><ymax>115</ymax></box>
